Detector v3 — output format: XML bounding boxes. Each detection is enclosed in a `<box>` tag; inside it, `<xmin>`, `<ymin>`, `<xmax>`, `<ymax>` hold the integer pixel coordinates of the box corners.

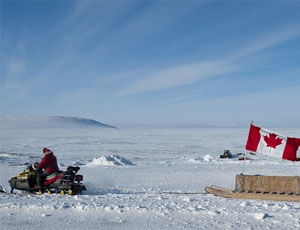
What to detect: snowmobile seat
<box><xmin>66</xmin><ymin>166</ymin><xmax>80</xmax><ymax>174</ymax></box>
<box><xmin>45</xmin><ymin>172</ymin><xmax>59</xmax><ymax>180</ymax></box>
<box><xmin>44</xmin><ymin>173</ymin><xmax>63</xmax><ymax>187</ymax></box>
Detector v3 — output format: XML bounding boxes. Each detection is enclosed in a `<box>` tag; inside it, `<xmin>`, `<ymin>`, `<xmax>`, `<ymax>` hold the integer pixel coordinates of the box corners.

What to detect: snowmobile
<box><xmin>8</xmin><ymin>161</ymin><xmax>86</xmax><ymax>195</ymax></box>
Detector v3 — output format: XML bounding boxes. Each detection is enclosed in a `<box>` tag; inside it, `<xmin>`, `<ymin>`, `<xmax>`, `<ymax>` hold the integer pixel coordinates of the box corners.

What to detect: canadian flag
<box><xmin>245</xmin><ymin>123</ymin><xmax>300</xmax><ymax>161</ymax></box>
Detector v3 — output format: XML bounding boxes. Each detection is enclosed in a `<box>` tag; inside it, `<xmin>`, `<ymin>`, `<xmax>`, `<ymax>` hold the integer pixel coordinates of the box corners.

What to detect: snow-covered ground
<box><xmin>1</xmin><ymin>124</ymin><xmax>300</xmax><ymax>229</ymax></box>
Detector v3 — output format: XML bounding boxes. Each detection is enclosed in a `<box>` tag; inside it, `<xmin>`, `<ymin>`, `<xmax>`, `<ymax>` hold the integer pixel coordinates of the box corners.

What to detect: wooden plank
<box><xmin>205</xmin><ymin>186</ymin><xmax>300</xmax><ymax>202</ymax></box>
<box><xmin>205</xmin><ymin>186</ymin><xmax>234</xmax><ymax>199</ymax></box>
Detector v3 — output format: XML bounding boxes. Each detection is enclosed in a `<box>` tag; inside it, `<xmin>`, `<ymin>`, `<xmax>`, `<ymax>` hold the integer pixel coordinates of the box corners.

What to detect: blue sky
<box><xmin>1</xmin><ymin>0</ymin><xmax>300</xmax><ymax>126</ymax></box>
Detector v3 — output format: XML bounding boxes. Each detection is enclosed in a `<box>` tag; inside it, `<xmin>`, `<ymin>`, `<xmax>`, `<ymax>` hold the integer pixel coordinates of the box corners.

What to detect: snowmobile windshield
<box><xmin>25</xmin><ymin>158</ymin><xmax>41</xmax><ymax>170</ymax></box>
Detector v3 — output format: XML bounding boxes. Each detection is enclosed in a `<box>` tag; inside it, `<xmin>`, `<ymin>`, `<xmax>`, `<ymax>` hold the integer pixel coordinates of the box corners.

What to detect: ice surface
<box><xmin>1</xmin><ymin>125</ymin><xmax>300</xmax><ymax>229</ymax></box>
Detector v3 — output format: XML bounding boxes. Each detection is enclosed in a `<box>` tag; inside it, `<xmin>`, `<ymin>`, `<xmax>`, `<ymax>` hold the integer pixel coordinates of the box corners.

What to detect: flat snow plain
<box><xmin>1</xmin><ymin>126</ymin><xmax>300</xmax><ymax>230</ymax></box>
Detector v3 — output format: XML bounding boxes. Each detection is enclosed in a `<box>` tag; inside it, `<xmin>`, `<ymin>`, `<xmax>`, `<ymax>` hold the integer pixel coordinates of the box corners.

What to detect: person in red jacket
<box><xmin>35</xmin><ymin>148</ymin><xmax>59</xmax><ymax>189</ymax></box>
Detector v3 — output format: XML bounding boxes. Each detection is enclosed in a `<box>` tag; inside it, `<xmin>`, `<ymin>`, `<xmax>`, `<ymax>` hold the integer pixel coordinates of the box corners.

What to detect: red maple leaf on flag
<box><xmin>263</xmin><ymin>133</ymin><xmax>283</xmax><ymax>149</ymax></box>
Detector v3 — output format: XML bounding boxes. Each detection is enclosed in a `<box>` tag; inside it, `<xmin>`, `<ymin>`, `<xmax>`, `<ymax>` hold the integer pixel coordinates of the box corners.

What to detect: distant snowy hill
<box><xmin>0</xmin><ymin>116</ymin><xmax>117</xmax><ymax>129</ymax></box>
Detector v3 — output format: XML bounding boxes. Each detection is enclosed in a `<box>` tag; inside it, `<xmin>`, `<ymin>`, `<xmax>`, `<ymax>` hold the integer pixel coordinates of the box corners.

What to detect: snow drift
<box><xmin>0</xmin><ymin>116</ymin><xmax>117</xmax><ymax>129</ymax></box>
<box><xmin>87</xmin><ymin>155</ymin><xmax>135</xmax><ymax>166</ymax></box>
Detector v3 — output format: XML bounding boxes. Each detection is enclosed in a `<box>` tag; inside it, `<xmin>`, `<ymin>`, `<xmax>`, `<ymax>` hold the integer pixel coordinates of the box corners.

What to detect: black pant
<box><xmin>36</xmin><ymin>170</ymin><xmax>51</xmax><ymax>188</ymax></box>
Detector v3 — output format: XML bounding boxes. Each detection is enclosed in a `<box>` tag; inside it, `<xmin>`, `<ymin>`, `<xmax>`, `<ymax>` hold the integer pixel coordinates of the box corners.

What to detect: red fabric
<box><xmin>37</xmin><ymin>153</ymin><xmax>59</xmax><ymax>173</ymax></box>
<box><xmin>282</xmin><ymin>137</ymin><xmax>300</xmax><ymax>161</ymax></box>
<box><xmin>245</xmin><ymin>123</ymin><xmax>261</xmax><ymax>152</ymax></box>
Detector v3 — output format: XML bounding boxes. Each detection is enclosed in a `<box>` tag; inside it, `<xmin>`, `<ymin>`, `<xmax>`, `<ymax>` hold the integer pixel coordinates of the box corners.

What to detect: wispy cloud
<box><xmin>113</xmin><ymin>1</ymin><xmax>202</xmax><ymax>40</ymax></box>
<box><xmin>117</xmin><ymin>61</ymin><xmax>236</xmax><ymax>96</ymax></box>
<box><xmin>1</xmin><ymin>1</ymin><xmax>206</xmax><ymax>100</ymax></box>
<box><xmin>163</xmin><ymin>65</ymin><xmax>300</xmax><ymax>106</ymax></box>
<box><xmin>116</xmin><ymin>23</ymin><xmax>300</xmax><ymax>97</ymax></box>
<box><xmin>1</xmin><ymin>35</ymin><xmax>28</xmax><ymax>97</ymax></box>
<box><xmin>56</xmin><ymin>89</ymin><xmax>98</xmax><ymax>104</ymax></box>
<box><xmin>1</xmin><ymin>58</ymin><xmax>29</xmax><ymax>99</ymax></box>
<box><xmin>229</xmin><ymin>24</ymin><xmax>300</xmax><ymax>60</ymax></box>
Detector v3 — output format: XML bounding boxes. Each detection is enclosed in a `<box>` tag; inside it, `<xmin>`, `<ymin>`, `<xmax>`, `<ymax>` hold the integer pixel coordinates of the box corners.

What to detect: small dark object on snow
<box><xmin>220</xmin><ymin>150</ymin><xmax>232</xmax><ymax>159</ymax></box>
<box><xmin>238</xmin><ymin>157</ymin><xmax>251</xmax><ymax>161</ymax></box>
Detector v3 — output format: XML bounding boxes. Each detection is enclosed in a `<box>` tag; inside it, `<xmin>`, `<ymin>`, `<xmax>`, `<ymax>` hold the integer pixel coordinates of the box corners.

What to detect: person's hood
<box><xmin>43</xmin><ymin>152</ymin><xmax>53</xmax><ymax>157</ymax></box>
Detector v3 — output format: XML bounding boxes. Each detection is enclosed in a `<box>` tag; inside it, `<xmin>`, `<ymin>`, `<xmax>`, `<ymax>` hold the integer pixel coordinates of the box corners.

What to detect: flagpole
<box><xmin>241</xmin><ymin>149</ymin><xmax>247</xmax><ymax>175</ymax></box>
<box><xmin>242</xmin><ymin>121</ymin><xmax>253</xmax><ymax>175</ymax></box>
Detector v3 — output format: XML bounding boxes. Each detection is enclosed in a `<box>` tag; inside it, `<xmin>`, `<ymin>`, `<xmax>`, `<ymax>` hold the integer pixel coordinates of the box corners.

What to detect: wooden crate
<box><xmin>235</xmin><ymin>174</ymin><xmax>300</xmax><ymax>194</ymax></box>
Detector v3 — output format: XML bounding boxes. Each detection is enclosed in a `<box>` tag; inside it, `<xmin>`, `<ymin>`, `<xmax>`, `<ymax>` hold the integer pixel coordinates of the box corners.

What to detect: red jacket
<box><xmin>37</xmin><ymin>152</ymin><xmax>59</xmax><ymax>173</ymax></box>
